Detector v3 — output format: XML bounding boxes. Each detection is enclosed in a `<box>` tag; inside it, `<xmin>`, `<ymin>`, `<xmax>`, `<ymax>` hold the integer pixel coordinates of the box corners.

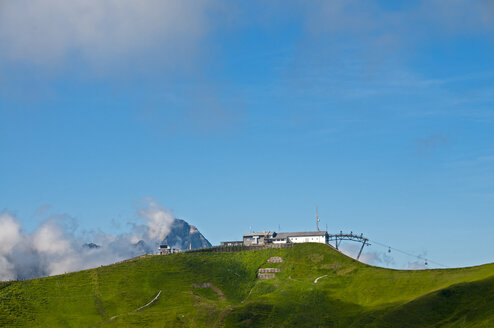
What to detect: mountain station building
<box><xmin>158</xmin><ymin>244</ymin><xmax>181</xmax><ymax>255</ymax></box>
<box><xmin>242</xmin><ymin>231</ymin><xmax>329</xmax><ymax>246</ymax></box>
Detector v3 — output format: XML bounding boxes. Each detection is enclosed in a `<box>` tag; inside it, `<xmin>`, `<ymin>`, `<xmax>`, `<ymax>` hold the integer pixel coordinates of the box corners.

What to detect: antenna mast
<box><xmin>316</xmin><ymin>205</ymin><xmax>320</xmax><ymax>231</ymax></box>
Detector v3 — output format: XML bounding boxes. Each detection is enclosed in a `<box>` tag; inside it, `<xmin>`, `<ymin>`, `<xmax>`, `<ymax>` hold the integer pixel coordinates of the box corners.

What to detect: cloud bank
<box><xmin>0</xmin><ymin>0</ymin><xmax>221</xmax><ymax>69</ymax></box>
<box><xmin>2</xmin><ymin>0</ymin><xmax>492</xmax><ymax>70</ymax></box>
<box><xmin>0</xmin><ymin>198</ymin><xmax>175</xmax><ymax>281</ymax></box>
<box><xmin>137</xmin><ymin>198</ymin><xmax>174</xmax><ymax>241</ymax></box>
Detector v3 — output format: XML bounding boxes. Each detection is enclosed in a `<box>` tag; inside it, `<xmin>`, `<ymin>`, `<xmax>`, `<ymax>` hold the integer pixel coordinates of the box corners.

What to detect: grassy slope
<box><xmin>1</xmin><ymin>243</ymin><xmax>494</xmax><ymax>327</ymax></box>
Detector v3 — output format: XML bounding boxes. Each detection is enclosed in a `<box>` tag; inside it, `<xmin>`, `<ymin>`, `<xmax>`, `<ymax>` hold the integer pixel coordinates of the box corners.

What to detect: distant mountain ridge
<box><xmin>82</xmin><ymin>218</ymin><xmax>211</xmax><ymax>254</ymax></box>
<box><xmin>132</xmin><ymin>218</ymin><xmax>211</xmax><ymax>253</ymax></box>
<box><xmin>83</xmin><ymin>218</ymin><xmax>211</xmax><ymax>253</ymax></box>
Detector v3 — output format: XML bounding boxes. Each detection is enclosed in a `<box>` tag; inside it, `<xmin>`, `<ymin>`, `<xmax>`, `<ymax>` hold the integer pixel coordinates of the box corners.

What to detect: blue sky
<box><xmin>1</xmin><ymin>0</ymin><xmax>494</xmax><ymax>269</ymax></box>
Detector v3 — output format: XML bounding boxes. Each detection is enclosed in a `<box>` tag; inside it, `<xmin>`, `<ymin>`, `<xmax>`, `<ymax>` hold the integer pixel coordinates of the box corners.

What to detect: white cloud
<box><xmin>0</xmin><ymin>199</ymin><xmax>177</xmax><ymax>281</ymax></box>
<box><xmin>138</xmin><ymin>198</ymin><xmax>174</xmax><ymax>241</ymax></box>
<box><xmin>33</xmin><ymin>220</ymin><xmax>72</xmax><ymax>254</ymax></box>
<box><xmin>0</xmin><ymin>212</ymin><xmax>22</xmax><ymax>280</ymax></box>
<box><xmin>1</xmin><ymin>0</ymin><xmax>492</xmax><ymax>71</ymax></box>
<box><xmin>0</xmin><ymin>0</ymin><xmax>219</xmax><ymax>68</ymax></box>
<box><xmin>0</xmin><ymin>256</ymin><xmax>16</xmax><ymax>281</ymax></box>
<box><xmin>0</xmin><ymin>212</ymin><xmax>22</xmax><ymax>255</ymax></box>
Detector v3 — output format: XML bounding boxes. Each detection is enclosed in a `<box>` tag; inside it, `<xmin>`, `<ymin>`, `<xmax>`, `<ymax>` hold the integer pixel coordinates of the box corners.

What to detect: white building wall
<box><xmin>287</xmin><ymin>235</ymin><xmax>326</xmax><ymax>244</ymax></box>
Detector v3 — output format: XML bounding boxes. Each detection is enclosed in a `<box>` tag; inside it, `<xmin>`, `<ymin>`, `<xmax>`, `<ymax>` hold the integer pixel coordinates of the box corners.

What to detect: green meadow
<box><xmin>1</xmin><ymin>243</ymin><xmax>494</xmax><ymax>327</ymax></box>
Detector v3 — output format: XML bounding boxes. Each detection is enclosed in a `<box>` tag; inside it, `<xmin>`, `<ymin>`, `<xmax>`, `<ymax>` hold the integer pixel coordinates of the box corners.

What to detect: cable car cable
<box><xmin>367</xmin><ymin>239</ymin><xmax>449</xmax><ymax>268</ymax></box>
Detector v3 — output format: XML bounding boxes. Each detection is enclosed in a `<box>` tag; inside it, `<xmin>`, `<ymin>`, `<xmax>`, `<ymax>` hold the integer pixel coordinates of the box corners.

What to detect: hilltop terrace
<box><xmin>221</xmin><ymin>230</ymin><xmax>329</xmax><ymax>247</ymax></box>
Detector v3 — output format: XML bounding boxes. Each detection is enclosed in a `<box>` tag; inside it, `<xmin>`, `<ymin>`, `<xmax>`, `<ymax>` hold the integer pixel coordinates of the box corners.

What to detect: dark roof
<box><xmin>275</xmin><ymin>231</ymin><xmax>328</xmax><ymax>238</ymax></box>
<box><xmin>243</xmin><ymin>231</ymin><xmax>275</xmax><ymax>237</ymax></box>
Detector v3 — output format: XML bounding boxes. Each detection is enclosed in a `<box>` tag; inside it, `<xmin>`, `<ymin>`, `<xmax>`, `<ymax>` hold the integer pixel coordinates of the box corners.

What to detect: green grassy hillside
<box><xmin>1</xmin><ymin>243</ymin><xmax>494</xmax><ymax>327</ymax></box>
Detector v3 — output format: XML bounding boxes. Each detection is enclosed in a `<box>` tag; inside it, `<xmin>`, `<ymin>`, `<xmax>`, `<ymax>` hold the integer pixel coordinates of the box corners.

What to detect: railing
<box><xmin>184</xmin><ymin>243</ymin><xmax>293</xmax><ymax>253</ymax></box>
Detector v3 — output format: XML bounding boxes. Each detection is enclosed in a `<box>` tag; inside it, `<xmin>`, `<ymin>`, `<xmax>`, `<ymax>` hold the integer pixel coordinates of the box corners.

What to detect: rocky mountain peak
<box><xmin>162</xmin><ymin>218</ymin><xmax>211</xmax><ymax>250</ymax></box>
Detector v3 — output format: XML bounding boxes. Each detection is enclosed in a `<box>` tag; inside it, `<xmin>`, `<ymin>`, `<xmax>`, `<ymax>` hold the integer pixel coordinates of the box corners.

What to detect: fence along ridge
<box><xmin>185</xmin><ymin>243</ymin><xmax>293</xmax><ymax>253</ymax></box>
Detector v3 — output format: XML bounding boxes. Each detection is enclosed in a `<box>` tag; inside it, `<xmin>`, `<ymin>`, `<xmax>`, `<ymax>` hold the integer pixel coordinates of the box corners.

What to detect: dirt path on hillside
<box><xmin>132</xmin><ymin>290</ymin><xmax>162</xmax><ymax>312</ymax></box>
<box><xmin>314</xmin><ymin>275</ymin><xmax>328</xmax><ymax>283</ymax></box>
<box><xmin>193</xmin><ymin>283</ymin><xmax>225</xmax><ymax>301</ymax></box>
<box><xmin>209</xmin><ymin>284</ymin><xmax>226</xmax><ymax>301</ymax></box>
<box><xmin>213</xmin><ymin>306</ymin><xmax>233</xmax><ymax>328</ymax></box>
<box><xmin>241</xmin><ymin>283</ymin><xmax>257</xmax><ymax>304</ymax></box>
<box><xmin>103</xmin><ymin>290</ymin><xmax>162</xmax><ymax>323</ymax></box>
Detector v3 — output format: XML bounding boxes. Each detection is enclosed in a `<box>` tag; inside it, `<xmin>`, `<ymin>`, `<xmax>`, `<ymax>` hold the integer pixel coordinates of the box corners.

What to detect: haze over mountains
<box><xmin>131</xmin><ymin>218</ymin><xmax>211</xmax><ymax>253</ymax></box>
<box><xmin>0</xmin><ymin>200</ymin><xmax>210</xmax><ymax>281</ymax></box>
